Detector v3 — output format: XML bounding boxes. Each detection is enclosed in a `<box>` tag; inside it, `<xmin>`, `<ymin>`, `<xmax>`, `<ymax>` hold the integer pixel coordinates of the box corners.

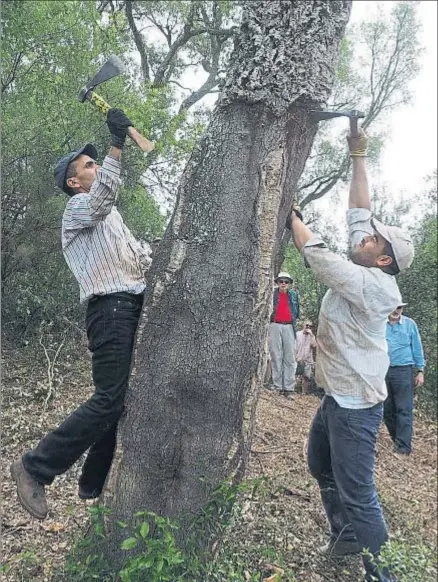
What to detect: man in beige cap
<box><xmin>288</xmin><ymin>129</ymin><xmax>414</xmax><ymax>582</ymax></box>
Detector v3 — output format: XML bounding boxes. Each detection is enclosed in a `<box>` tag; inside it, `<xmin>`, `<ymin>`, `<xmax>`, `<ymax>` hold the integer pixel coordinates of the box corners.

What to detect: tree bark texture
<box><xmin>102</xmin><ymin>0</ymin><xmax>351</xmax><ymax>563</ymax></box>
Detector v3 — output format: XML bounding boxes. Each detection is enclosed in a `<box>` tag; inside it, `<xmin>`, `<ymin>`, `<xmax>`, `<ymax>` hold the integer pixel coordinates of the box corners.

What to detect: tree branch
<box><xmin>125</xmin><ymin>0</ymin><xmax>150</xmax><ymax>82</ymax></box>
<box><xmin>1</xmin><ymin>51</ymin><xmax>23</xmax><ymax>93</ymax></box>
<box><xmin>178</xmin><ymin>3</ymin><xmax>235</xmax><ymax>112</ymax></box>
<box><xmin>152</xmin><ymin>2</ymin><xmax>235</xmax><ymax>87</ymax></box>
<box><xmin>300</xmin><ymin>155</ymin><xmax>350</xmax><ymax>208</ymax></box>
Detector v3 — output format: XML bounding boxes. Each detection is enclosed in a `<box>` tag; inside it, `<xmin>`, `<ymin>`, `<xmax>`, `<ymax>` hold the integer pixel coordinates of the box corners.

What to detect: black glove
<box><xmin>107</xmin><ymin>108</ymin><xmax>133</xmax><ymax>149</ymax></box>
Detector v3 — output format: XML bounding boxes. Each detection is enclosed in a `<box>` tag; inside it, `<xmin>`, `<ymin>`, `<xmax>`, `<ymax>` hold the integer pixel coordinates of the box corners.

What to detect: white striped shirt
<box><xmin>62</xmin><ymin>155</ymin><xmax>151</xmax><ymax>303</ymax></box>
<box><xmin>302</xmin><ymin>208</ymin><xmax>402</xmax><ymax>405</ymax></box>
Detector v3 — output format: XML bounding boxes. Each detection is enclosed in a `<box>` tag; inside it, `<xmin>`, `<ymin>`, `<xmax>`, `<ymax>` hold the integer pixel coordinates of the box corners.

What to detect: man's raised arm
<box><xmin>347</xmin><ymin>129</ymin><xmax>370</xmax><ymax>209</ymax></box>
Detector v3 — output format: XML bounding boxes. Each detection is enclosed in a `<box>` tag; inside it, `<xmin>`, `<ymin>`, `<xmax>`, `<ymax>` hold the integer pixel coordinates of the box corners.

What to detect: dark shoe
<box><xmin>393</xmin><ymin>444</ymin><xmax>411</xmax><ymax>457</ymax></box>
<box><xmin>10</xmin><ymin>459</ymin><xmax>48</xmax><ymax>519</ymax></box>
<box><xmin>319</xmin><ymin>538</ymin><xmax>362</xmax><ymax>556</ymax></box>
<box><xmin>78</xmin><ymin>485</ymin><xmax>101</xmax><ymax>500</ymax></box>
<box><xmin>283</xmin><ymin>391</ymin><xmax>294</xmax><ymax>400</ymax></box>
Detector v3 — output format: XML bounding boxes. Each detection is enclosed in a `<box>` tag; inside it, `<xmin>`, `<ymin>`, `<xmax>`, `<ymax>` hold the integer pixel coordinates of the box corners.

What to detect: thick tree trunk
<box><xmin>102</xmin><ymin>0</ymin><xmax>351</xmax><ymax>566</ymax></box>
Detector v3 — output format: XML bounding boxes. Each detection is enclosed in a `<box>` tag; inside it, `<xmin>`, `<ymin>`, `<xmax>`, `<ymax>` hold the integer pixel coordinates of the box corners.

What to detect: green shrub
<box><xmin>364</xmin><ymin>532</ymin><xmax>437</xmax><ymax>582</ymax></box>
<box><xmin>61</xmin><ymin>479</ymin><xmax>293</xmax><ymax>582</ymax></box>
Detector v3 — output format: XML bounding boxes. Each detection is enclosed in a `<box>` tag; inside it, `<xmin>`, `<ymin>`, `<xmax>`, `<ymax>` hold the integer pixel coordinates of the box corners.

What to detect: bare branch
<box><xmin>1</xmin><ymin>51</ymin><xmax>24</xmax><ymax>93</ymax></box>
<box><xmin>146</xmin><ymin>12</ymin><xmax>173</xmax><ymax>46</ymax></box>
<box><xmin>177</xmin><ymin>1</ymin><xmax>234</xmax><ymax>111</ymax></box>
<box><xmin>178</xmin><ymin>75</ymin><xmax>219</xmax><ymax>112</ymax></box>
<box><xmin>97</xmin><ymin>0</ymin><xmax>115</xmax><ymax>14</ymax></box>
<box><xmin>300</xmin><ymin>155</ymin><xmax>350</xmax><ymax>208</ymax></box>
<box><xmin>168</xmin><ymin>80</ymin><xmax>192</xmax><ymax>92</ymax></box>
<box><xmin>153</xmin><ymin>2</ymin><xmax>199</xmax><ymax>85</ymax></box>
<box><xmin>125</xmin><ymin>0</ymin><xmax>150</xmax><ymax>82</ymax></box>
<box><xmin>298</xmin><ymin>169</ymin><xmax>343</xmax><ymax>193</ymax></box>
<box><xmin>152</xmin><ymin>1</ymin><xmax>235</xmax><ymax>88</ymax></box>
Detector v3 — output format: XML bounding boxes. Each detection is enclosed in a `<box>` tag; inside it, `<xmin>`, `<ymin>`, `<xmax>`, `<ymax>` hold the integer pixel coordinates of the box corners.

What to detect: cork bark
<box><xmin>102</xmin><ymin>0</ymin><xmax>351</xmax><ymax>564</ymax></box>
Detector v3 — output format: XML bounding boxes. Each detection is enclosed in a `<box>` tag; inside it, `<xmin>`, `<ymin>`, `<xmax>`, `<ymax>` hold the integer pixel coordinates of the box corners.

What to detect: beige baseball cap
<box><xmin>371</xmin><ymin>218</ymin><xmax>414</xmax><ymax>272</ymax></box>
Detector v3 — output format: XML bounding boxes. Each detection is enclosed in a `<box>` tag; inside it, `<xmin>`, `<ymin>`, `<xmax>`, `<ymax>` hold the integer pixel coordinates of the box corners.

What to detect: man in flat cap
<box><xmin>11</xmin><ymin>109</ymin><xmax>152</xmax><ymax>519</ymax></box>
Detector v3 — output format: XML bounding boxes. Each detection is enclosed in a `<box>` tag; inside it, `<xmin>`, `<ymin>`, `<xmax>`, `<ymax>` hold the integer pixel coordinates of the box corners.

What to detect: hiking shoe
<box><xmin>283</xmin><ymin>391</ymin><xmax>294</xmax><ymax>400</ymax></box>
<box><xmin>10</xmin><ymin>459</ymin><xmax>48</xmax><ymax>520</ymax></box>
<box><xmin>318</xmin><ymin>538</ymin><xmax>361</xmax><ymax>556</ymax></box>
<box><xmin>393</xmin><ymin>444</ymin><xmax>411</xmax><ymax>456</ymax></box>
<box><xmin>78</xmin><ymin>485</ymin><xmax>101</xmax><ymax>500</ymax></box>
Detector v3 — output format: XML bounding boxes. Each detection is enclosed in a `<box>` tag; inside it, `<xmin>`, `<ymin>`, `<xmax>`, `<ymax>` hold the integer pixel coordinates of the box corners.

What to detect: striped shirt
<box><xmin>302</xmin><ymin>208</ymin><xmax>402</xmax><ymax>405</ymax></box>
<box><xmin>62</xmin><ymin>155</ymin><xmax>151</xmax><ymax>303</ymax></box>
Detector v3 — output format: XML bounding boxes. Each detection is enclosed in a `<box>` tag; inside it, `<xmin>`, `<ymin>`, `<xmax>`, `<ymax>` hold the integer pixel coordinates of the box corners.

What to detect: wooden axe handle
<box><xmin>349</xmin><ymin>117</ymin><xmax>359</xmax><ymax>137</ymax></box>
<box><xmin>127</xmin><ymin>127</ymin><xmax>155</xmax><ymax>153</ymax></box>
<box><xmin>349</xmin><ymin>110</ymin><xmax>361</xmax><ymax>137</ymax></box>
<box><xmin>86</xmin><ymin>91</ymin><xmax>155</xmax><ymax>153</ymax></box>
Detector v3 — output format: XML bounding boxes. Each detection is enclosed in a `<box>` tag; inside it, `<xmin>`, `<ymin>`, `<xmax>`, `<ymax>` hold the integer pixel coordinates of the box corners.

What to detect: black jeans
<box><xmin>308</xmin><ymin>395</ymin><xmax>392</xmax><ymax>582</ymax></box>
<box><xmin>23</xmin><ymin>292</ymin><xmax>143</xmax><ymax>492</ymax></box>
<box><xmin>384</xmin><ymin>365</ymin><xmax>414</xmax><ymax>453</ymax></box>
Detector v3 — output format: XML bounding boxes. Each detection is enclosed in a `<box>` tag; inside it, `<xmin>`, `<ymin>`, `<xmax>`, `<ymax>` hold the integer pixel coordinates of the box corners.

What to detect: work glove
<box><xmin>107</xmin><ymin>108</ymin><xmax>133</xmax><ymax>150</ymax></box>
<box><xmin>347</xmin><ymin>127</ymin><xmax>368</xmax><ymax>157</ymax></box>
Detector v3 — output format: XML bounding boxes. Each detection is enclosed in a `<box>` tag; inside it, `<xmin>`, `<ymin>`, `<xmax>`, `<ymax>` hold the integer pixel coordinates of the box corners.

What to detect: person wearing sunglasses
<box><xmin>295</xmin><ymin>320</ymin><xmax>317</xmax><ymax>394</ymax></box>
<box><xmin>287</xmin><ymin>129</ymin><xmax>414</xmax><ymax>582</ymax></box>
<box><xmin>10</xmin><ymin>110</ymin><xmax>152</xmax><ymax>521</ymax></box>
<box><xmin>268</xmin><ymin>272</ymin><xmax>300</xmax><ymax>398</ymax></box>
<box><xmin>384</xmin><ymin>303</ymin><xmax>425</xmax><ymax>455</ymax></box>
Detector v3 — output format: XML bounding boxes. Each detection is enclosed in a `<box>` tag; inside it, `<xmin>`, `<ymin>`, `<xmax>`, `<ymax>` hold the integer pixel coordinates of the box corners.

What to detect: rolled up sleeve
<box><xmin>64</xmin><ymin>156</ymin><xmax>122</xmax><ymax>231</ymax></box>
<box><xmin>302</xmin><ymin>236</ymin><xmax>368</xmax><ymax>309</ymax></box>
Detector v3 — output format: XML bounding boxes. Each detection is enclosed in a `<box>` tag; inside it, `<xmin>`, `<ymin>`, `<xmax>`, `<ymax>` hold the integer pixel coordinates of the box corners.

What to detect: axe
<box><xmin>309</xmin><ymin>109</ymin><xmax>365</xmax><ymax>137</ymax></box>
<box><xmin>78</xmin><ymin>56</ymin><xmax>154</xmax><ymax>153</ymax></box>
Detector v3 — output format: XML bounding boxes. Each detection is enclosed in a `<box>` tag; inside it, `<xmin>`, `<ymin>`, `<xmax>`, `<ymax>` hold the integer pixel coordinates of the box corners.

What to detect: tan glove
<box><xmin>292</xmin><ymin>202</ymin><xmax>302</xmax><ymax>221</ymax></box>
<box><xmin>347</xmin><ymin>127</ymin><xmax>368</xmax><ymax>157</ymax></box>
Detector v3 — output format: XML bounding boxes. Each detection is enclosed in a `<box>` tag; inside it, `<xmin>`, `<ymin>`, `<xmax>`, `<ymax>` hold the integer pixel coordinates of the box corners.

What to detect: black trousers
<box><xmin>23</xmin><ymin>292</ymin><xmax>143</xmax><ymax>490</ymax></box>
<box><xmin>383</xmin><ymin>365</ymin><xmax>414</xmax><ymax>453</ymax></box>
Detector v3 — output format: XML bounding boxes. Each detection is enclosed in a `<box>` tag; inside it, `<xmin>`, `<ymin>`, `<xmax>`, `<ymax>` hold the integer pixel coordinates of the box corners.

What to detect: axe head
<box><xmin>309</xmin><ymin>109</ymin><xmax>365</xmax><ymax>122</ymax></box>
<box><xmin>78</xmin><ymin>55</ymin><xmax>125</xmax><ymax>102</ymax></box>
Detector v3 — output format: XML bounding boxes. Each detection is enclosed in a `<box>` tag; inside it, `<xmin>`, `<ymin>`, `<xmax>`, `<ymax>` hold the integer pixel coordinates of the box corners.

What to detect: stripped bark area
<box><xmin>102</xmin><ymin>0</ymin><xmax>351</xmax><ymax>562</ymax></box>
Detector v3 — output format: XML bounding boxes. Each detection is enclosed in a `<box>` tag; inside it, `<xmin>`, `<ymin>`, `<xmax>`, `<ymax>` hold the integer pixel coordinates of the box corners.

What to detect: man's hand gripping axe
<box><xmin>78</xmin><ymin>56</ymin><xmax>154</xmax><ymax>153</ymax></box>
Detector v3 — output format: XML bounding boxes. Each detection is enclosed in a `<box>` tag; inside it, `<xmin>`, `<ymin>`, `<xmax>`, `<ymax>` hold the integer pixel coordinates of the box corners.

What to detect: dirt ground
<box><xmin>1</xmin><ymin>349</ymin><xmax>437</xmax><ymax>581</ymax></box>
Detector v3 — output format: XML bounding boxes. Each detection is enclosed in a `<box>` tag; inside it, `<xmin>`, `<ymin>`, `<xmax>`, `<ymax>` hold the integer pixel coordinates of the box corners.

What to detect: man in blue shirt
<box><xmin>385</xmin><ymin>304</ymin><xmax>425</xmax><ymax>455</ymax></box>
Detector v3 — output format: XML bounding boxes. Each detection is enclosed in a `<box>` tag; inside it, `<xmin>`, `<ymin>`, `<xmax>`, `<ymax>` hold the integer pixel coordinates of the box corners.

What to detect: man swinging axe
<box><xmin>10</xmin><ymin>107</ymin><xmax>152</xmax><ymax>519</ymax></box>
<box><xmin>288</xmin><ymin>120</ymin><xmax>414</xmax><ymax>582</ymax></box>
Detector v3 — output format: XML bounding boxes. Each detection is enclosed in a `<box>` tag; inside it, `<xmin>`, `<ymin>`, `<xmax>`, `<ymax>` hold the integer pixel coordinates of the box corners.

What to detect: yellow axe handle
<box><xmin>86</xmin><ymin>91</ymin><xmax>155</xmax><ymax>153</ymax></box>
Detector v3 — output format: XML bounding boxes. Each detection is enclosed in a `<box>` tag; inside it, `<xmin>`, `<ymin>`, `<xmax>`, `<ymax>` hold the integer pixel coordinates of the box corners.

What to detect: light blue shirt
<box><xmin>386</xmin><ymin>315</ymin><xmax>425</xmax><ymax>369</ymax></box>
<box><xmin>332</xmin><ymin>393</ymin><xmax>375</xmax><ymax>409</ymax></box>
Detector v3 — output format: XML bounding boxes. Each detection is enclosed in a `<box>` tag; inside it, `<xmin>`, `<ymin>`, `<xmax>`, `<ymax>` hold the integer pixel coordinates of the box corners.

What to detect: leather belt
<box><xmin>89</xmin><ymin>291</ymin><xmax>144</xmax><ymax>303</ymax></box>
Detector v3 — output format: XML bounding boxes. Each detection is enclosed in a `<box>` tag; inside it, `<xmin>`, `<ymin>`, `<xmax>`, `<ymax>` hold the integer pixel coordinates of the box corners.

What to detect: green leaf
<box><xmin>139</xmin><ymin>521</ymin><xmax>150</xmax><ymax>539</ymax></box>
<box><xmin>121</xmin><ymin>537</ymin><xmax>138</xmax><ymax>550</ymax></box>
